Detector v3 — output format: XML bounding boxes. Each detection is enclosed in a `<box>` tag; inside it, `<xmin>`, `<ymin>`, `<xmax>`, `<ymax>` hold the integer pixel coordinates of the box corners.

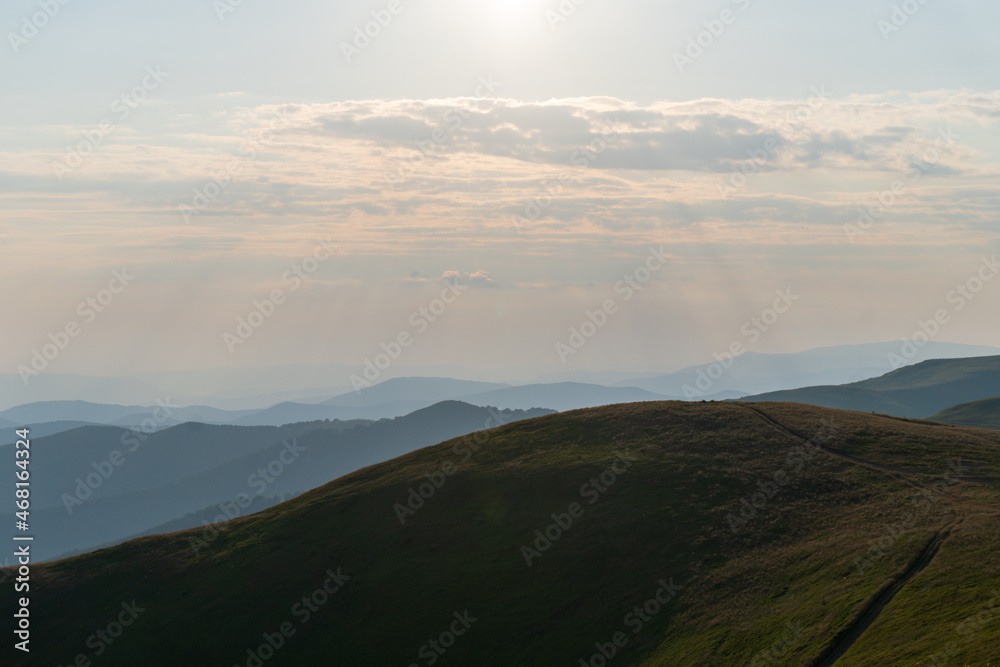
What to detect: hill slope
<box><xmin>3</xmin><ymin>402</ymin><xmax>999</xmax><ymax>666</ymax></box>
<box><xmin>1</xmin><ymin>403</ymin><xmax>552</xmax><ymax>561</ymax></box>
<box><xmin>0</xmin><ymin>420</ymin><xmax>367</xmax><ymax>512</ymax></box>
<box><xmin>741</xmin><ymin>355</ymin><xmax>1000</xmax><ymax>418</ymax></box>
<box><xmin>615</xmin><ymin>342</ymin><xmax>1000</xmax><ymax>397</ymax></box>
<box><xmin>323</xmin><ymin>376</ymin><xmax>510</xmax><ymax>407</ymax></box>
<box><xmin>932</xmin><ymin>396</ymin><xmax>1000</xmax><ymax>429</ymax></box>
<box><xmin>459</xmin><ymin>381</ymin><xmax>671</xmax><ymax>410</ymax></box>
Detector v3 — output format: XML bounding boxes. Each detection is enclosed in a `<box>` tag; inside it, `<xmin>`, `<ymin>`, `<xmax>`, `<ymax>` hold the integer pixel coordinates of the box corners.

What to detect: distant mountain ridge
<box><xmin>323</xmin><ymin>377</ymin><xmax>510</xmax><ymax>407</ymax></box>
<box><xmin>0</xmin><ymin>399</ymin><xmax>255</xmax><ymax>427</ymax></box>
<box><xmin>615</xmin><ymin>341</ymin><xmax>1000</xmax><ymax>397</ymax></box>
<box><xmin>0</xmin><ymin>380</ymin><xmax>664</xmax><ymax>427</ymax></box>
<box><xmin>4</xmin><ymin>344</ymin><xmax>999</xmax><ymax>429</ymax></box>
<box><xmin>932</xmin><ymin>396</ymin><xmax>1000</xmax><ymax>429</ymax></box>
<box><xmin>3</xmin><ymin>341</ymin><xmax>997</xmax><ymax>413</ymax></box>
<box><xmin>740</xmin><ymin>355</ymin><xmax>1000</xmax><ymax>418</ymax></box>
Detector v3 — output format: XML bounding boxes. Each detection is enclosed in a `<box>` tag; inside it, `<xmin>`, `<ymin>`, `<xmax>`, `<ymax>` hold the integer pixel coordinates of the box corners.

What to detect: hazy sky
<box><xmin>2</xmin><ymin>0</ymin><xmax>999</xmax><ymax>379</ymax></box>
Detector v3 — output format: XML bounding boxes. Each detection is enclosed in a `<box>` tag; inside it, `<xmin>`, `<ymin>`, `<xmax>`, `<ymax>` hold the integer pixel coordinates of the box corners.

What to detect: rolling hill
<box><xmin>740</xmin><ymin>355</ymin><xmax>1000</xmax><ymax>418</ymax></box>
<box><xmin>1</xmin><ymin>419</ymin><xmax>369</xmax><ymax>512</ymax></box>
<box><xmin>0</xmin><ymin>400</ymin><xmax>256</xmax><ymax>427</ymax></box>
<box><xmin>932</xmin><ymin>396</ymin><xmax>1000</xmax><ymax>430</ymax></box>
<box><xmin>0</xmin><ymin>402</ymin><xmax>551</xmax><ymax>561</ymax></box>
<box><xmin>240</xmin><ymin>380</ymin><xmax>676</xmax><ymax>423</ymax></box>
<box><xmin>457</xmin><ymin>382</ymin><xmax>671</xmax><ymax>411</ymax></box>
<box><xmin>233</xmin><ymin>378</ymin><xmax>515</xmax><ymax>425</ymax></box>
<box><xmin>323</xmin><ymin>377</ymin><xmax>510</xmax><ymax>407</ymax></box>
<box><xmin>614</xmin><ymin>342</ymin><xmax>1000</xmax><ymax>397</ymax></box>
<box><xmin>4</xmin><ymin>401</ymin><xmax>998</xmax><ymax>665</ymax></box>
<box><xmin>0</xmin><ymin>420</ymin><xmax>98</xmax><ymax>442</ymax></box>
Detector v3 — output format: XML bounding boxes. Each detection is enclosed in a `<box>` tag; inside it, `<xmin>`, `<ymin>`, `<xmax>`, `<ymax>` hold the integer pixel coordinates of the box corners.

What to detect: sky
<box><xmin>1</xmin><ymin>0</ymin><xmax>999</xmax><ymax>381</ymax></box>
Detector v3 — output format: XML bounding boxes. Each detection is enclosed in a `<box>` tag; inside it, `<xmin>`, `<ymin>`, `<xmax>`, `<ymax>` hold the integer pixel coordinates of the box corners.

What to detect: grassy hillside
<box><xmin>932</xmin><ymin>396</ymin><xmax>1000</xmax><ymax>430</ymax></box>
<box><xmin>1</xmin><ymin>402</ymin><xmax>551</xmax><ymax>561</ymax></box>
<box><xmin>457</xmin><ymin>382</ymin><xmax>671</xmax><ymax>410</ymax></box>
<box><xmin>742</xmin><ymin>355</ymin><xmax>1000</xmax><ymax>418</ymax></box>
<box><xmin>3</xmin><ymin>402</ymin><xmax>999</xmax><ymax>666</ymax></box>
<box><xmin>0</xmin><ymin>419</ymin><xmax>367</xmax><ymax>511</ymax></box>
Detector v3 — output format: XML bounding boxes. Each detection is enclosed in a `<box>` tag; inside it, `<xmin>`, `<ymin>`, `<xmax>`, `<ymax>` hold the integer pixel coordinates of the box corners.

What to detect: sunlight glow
<box><xmin>486</xmin><ymin>0</ymin><xmax>542</xmax><ymax>25</ymax></box>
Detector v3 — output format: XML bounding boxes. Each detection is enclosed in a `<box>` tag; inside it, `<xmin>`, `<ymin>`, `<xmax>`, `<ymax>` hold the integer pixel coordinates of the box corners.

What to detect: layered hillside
<box><xmin>932</xmin><ymin>396</ymin><xmax>1000</xmax><ymax>430</ymax></box>
<box><xmin>3</xmin><ymin>402</ymin><xmax>999</xmax><ymax>666</ymax></box>
<box><xmin>741</xmin><ymin>355</ymin><xmax>1000</xmax><ymax>418</ymax></box>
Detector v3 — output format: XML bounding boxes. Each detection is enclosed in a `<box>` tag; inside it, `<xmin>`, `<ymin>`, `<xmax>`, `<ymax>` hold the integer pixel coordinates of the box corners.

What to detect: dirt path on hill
<box><xmin>811</xmin><ymin>519</ymin><xmax>960</xmax><ymax>666</ymax></box>
<box><xmin>738</xmin><ymin>404</ymin><xmax>964</xmax><ymax>666</ymax></box>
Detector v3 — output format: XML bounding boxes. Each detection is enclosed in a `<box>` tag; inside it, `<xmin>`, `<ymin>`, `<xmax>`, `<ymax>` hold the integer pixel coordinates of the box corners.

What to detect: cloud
<box><xmin>438</xmin><ymin>270</ymin><xmax>501</xmax><ymax>288</ymax></box>
<box><xmin>1</xmin><ymin>89</ymin><xmax>997</xmax><ymax>257</ymax></box>
<box><xmin>467</xmin><ymin>270</ymin><xmax>499</xmax><ymax>287</ymax></box>
<box><xmin>283</xmin><ymin>91</ymin><xmax>998</xmax><ymax>176</ymax></box>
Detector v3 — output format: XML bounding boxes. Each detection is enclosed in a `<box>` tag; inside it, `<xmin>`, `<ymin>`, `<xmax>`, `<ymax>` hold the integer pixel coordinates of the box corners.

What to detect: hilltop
<box><xmin>3</xmin><ymin>401</ymin><xmax>999</xmax><ymax>665</ymax></box>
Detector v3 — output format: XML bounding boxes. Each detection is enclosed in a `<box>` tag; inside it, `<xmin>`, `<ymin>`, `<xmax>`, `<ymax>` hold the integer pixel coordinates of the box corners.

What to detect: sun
<box><xmin>486</xmin><ymin>0</ymin><xmax>540</xmax><ymax>23</ymax></box>
<box><xmin>462</xmin><ymin>0</ymin><xmax>548</xmax><ymax>45</ymax></box>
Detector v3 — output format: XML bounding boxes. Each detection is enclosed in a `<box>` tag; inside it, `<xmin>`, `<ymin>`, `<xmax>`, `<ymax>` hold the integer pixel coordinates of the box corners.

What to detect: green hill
<box><xmin>1</xmin><ymin>402</ymin><xmax>552</xmax><ymax>561</ymax></box>
<box><xmin>3</xmin><ymin>401</ymin><xmax>1000</xmax><ymax>666</ymax></box>
<box><xmin>741</xmin><ymin>355</ymin><xmax>1000</xmax><ymax>418</ymax></box>
<box><xmin>932</xmin><ymin>396</ymin><xmax>1000</xmax><ymax>430</ymax></box>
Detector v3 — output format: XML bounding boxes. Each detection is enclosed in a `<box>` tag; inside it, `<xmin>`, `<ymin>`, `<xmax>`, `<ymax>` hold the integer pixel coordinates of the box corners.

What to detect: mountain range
<box><xmin>740</xmin><ymin>355</ymin><xmax>1000</xmax><ymax>419</ymax></box>
<box><xmin>3</xmin><ymin>341</ymin><xmax>995</xmax><ymax>413</ymax></box>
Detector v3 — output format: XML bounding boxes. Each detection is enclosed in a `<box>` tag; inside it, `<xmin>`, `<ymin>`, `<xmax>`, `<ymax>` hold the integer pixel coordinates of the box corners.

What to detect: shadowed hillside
<box><xmin>3</xmin><ymin>401</ymin><xmax>999</xmax><ymax>666</ymax></box>
<box><xmin>1</xmin><ymin>402</ymin><xmax>552</xmax><ymax>561</ymax></box>
<box><xmin>741</xmin><ymin>356</ymin><xmax>1000</xmax><ymax>418</ymax></box>
<box><xmin>932</xmin><ymin>396</ymin><xmax>1000</xmax><ymax>430</ymax></box>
